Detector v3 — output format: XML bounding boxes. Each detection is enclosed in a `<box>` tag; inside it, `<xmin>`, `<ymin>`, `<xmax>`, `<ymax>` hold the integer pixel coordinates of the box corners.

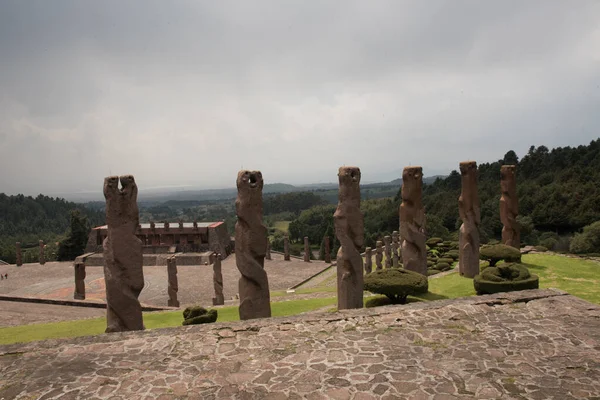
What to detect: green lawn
<box><xmin>273</xmin><ymin>221</ymin><xmax>290</xmax><ymax>233</ymax></box>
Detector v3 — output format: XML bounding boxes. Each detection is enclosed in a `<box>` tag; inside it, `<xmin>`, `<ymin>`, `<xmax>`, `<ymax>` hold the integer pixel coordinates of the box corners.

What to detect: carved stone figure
<box><xmin>266</xmin><ymin>240</ymin><xmax>272</xmax><ymax>260</ymax></box>
<box><xmin>384</xmin><ymin>236</ymin><xmax>392</xmax><ymax>268</ymax></box>
<box><xmin>400</xmin><ymin>166</ymin><xmax>427</xmax><ymax>275</ymax></box>
<box><xmin>74</xmin><ymin>262</ymin><xmax>86</xmax><ymax>300</ymax></box>
<box><xmin>15</xmin><ymin>242</ymin><xmax>22</xmax><ymax>267</ymax></box>
<box><xmin>167</xmin><ymin>256</ymin><xmax>179</xmax><ymax>307</ymax></box>
<box><xmin>375</xmin><ymin>241</ymin><xmax>383</xmax><ymax>270</ymax></box>
<box><xmin>334</xmin><ymin>166</ymin><xmax>364</xmax><ymax>310</ymax></box>
<box><xmin>364</xmin><ymin>247</ymin><xmax>372</xmax><ymax>274</ymax></box>
<box><xmin>500</xmin><ymin>165</ymin><xmax>520</xmax><ymax>249</ymax></box>
<box><xmin>324</xmin><ymin>236</ymin><xmax>331</xmax><ymax>263</ymax></box>
<box><xmin>284</xmin><ymin>236</ymin><xmax>290</xmax><ymax>261</ymax></box>
<box><xmin>103</xmin><ymin>175</ymin><xmax>145</xmax><ymax>332</ymax></box>
<box><xmin>304</xmin><ymin>237</ymin><xmax>310</xmax><ymax>262</ymax></box>
<box><xmin>213</xmin><ymin>253</ymin><xmax>225</xmax><ymax>305</ymax></box>
<box><xmin>39</xmin><ymin>240</ymin><xmax>45</xmax><ymax>265</ymax></box>
<box><xmin>458</xmin><ymin>161</ymin><xmax>481</xmax><ymax>278</ymax></box>
<box><xmin>235</xmin><ymin>170</ymin><xmax>271</xmax><ymax>320</ymax></box>
<box><xmin>392</xmin><ymin>231</ymin><xmax>399</xmax><ymax>267</ymax></box>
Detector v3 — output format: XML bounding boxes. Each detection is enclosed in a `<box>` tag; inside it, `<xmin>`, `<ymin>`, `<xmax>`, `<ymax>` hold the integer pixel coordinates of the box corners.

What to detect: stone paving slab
<box><xmin>1</xmin><ymin>289</ymin><xmax>599</xmax><ymax>399</ymax></box>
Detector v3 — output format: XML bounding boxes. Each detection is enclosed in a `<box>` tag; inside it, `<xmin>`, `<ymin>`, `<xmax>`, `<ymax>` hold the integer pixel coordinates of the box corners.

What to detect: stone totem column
<box><xmin>324</xmin><ymin>236</ymin><xmax>331</xmax><ymax>263</ymax></box>
<box><xmin>74</xmin><ymin>262</ymin><xmax>86</xmax><ymax>300</ymax></box>
<box><xmin>375</xmin><ymin>241</ymin><xmax>383</xmax><ymax>270</ymax></box>
<box><xmin>500</xmin><ymin>165</ymin><xmax>520</xmax><ymax>249</ymax></box>
<box><xmin>15</xmin><ymin>242</ymin><xmax>22</xmax><ymax>266</ymax></box>
<box><xmin>235</xmin><ymin>170</ymin><xmax>271</xmax><ymax>320</ymax></box>
<box><xmin>458</xmin><ymin>161</ymin><xmax>481</xmax><ymax>278</ymax></box>
<box><xmin>284</xmin><ymin>236</ymin><xmax>290</xmax><ymax>261</ymax></box>
<box><xmin>39</xmin><ymin>240</ymin><xmax>45</xmax><ymax>265</ymax></box>
<box><xmin>384</xmin><ymin>236</ymin><xmax>392</xmax><ymax>268</ymax></box>
<box><xmin>400</xmin><ymin>166</ymin><xmax>427</xmax><ymax>276</ymax></box>
<box><xmin>103</xmin><ymin>175</ymin><xmax>145</xmax><ymax>332</ymax></box>
<box><xmin>266</xmin><ymin>240</ymin><xmax>272</xmax><ymax>260</ymax></box>
<box><xmin>212</xmin><ymin>253</ymin><xmax>225</xmax><ymax>306</ymax></box>
<box><xmin>167</xmin><ymin>256</ymin><xmax>179</xmax><ymax>307</ymax></box>
<box><xmin>303</xmin><ymin>237</ymin><xmax>310</xmax><ymax>262</ymax></box>
<box><xmin>392</xmin><ymin>231</ymin><xmax>399</xmax><ymax>267</ymax></box>
<box><xmin>364</xmin><ymin>247</ymin><xmax>372</xmax><ymax>274</ymax></box>
<box><xmin>334</xmin><ymin>166</ymin><xmax>364</xmax><ymax>310</ymax></box>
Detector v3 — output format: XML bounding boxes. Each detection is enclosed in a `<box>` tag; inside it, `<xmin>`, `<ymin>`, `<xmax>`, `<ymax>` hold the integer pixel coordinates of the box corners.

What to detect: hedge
<box><xmin>473</xmin><ymin>263</ymin><xmax>539</xmax><ymax>295</ymax></box>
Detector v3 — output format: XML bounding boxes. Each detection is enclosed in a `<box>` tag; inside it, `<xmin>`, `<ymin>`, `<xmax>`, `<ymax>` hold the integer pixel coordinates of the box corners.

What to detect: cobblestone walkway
<box><xmin>1</xmin><ymin>289</ymin><xmax>599</xmax><ymax>399</ymax></box>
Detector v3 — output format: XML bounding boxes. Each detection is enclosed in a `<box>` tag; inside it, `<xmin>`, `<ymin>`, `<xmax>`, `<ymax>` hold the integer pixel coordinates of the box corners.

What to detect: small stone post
<box><xmin>392</xmin><ymin>231</ymin><xmax>399</xmax><ymax>267</ymax></box>
<box><xmin>500</xmin><ymin>165</ymin><xmax>520</xmax><ymax>249</ymax></box>
<box><xmin>384</xmin><ymin>235</ymin><xmax>392</xmax><ymax>268</ymax></box>
<box><xmin>39</xmin><ymin>240</ymin><xmax>45</xmax><ymax>265</ymax></box>
<box><xmin>364</xmin><ymin>247</ymin><xmax>372</xmax><ymax>274</ymax></box>
<box><xmin>324</xmin><ymin>236</ymin><xmax>331</xmax><ymax>263</ymax></box>
<box><xmin>74</xmin><ymin>262</ymin><xmax>86</xmax><ymax>300</ymax></box>
<box><xmin>167</xmin><ymin>256</ymin><xmax>179</xmax><ymax>307</ymax></box>
<box><xmin>284</xmin><ymin>236</ymin><xmax>290</xmax><ymax>261</ymax></box>
<box><xmin>213</xmin><ymin>253</ymin><xmax>225</xmax><ymax>305</ymax></box>
<box><xmin>400</xmin><ymin>166</ymin><xmax>427</xmax><ymax>276</ymax></box>
<box><xmin>458</xmin><ymin>161</ymin><xmax>481</xmax><ymax>278</ymax></box>
<box><xmin>15</xmin><ymin>242</ymin><xmax>22</xmax><ymax>266</ymax></box>
<box><xmin>266</xmin><ymin>240</ymin><xmax>272</xmax><ymax>260</ymax></box>
<box><xmin>303</xmin><ymin>237</ymin><xmax>310</xmax><ymax>262</ymax></box>
<box><xmin>375</xmin><ymin>241</ymin><xmax>383</xmax><ymax>270</ymax></box>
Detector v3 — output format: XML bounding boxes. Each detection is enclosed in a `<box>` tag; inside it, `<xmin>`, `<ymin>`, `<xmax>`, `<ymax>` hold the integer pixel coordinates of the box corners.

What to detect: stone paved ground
<box><xmin>1</xmin><ymin>289</ymin><xmax>599</xmax><ymax>400</ymax></box>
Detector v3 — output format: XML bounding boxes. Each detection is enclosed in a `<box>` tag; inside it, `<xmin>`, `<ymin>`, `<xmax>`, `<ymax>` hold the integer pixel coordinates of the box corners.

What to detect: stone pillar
<box><xmin>384</xmin><ymin>235</ymin><xmax>392</xmax><ymax>268</ymax></box>
<box><xmin>500</xmin><ymin>165</ymin><xmax>520</xmax><ymax>249</ymax></box>
<box><xmin>179</xmin><ymin>220</ymin><xmax>184</xmax><ymax>230</ymax></box>
<box><xmin>458</xmin><ymin>161</ymin><xmax>481</xmax><ymax>278</ymax></box>
<box><xmin>303</xmin><ymin>237</ymin><xmax>310</xmax><ymax>262</ymax></box>
<box><xmin>266</xmin><ymin>240</ymin><xmax>272</xmax><ymax>260</ymax></box>
<box><xmin>212</xmin><ymin>253</ymin><xmax>225</xmax><ymax>306</ymax></box>
<box><xmin>103</xmin><ymin>175</ymin><xmax>145</xmax><ymax>332</ymax></box>
<box><xmin>334</xmin><ymin>166</ymin><xmax>364</xmax><ymax>310</ymax></box>
<box><xmin>324</xmin><ymin>236</ymin><xmax>331</xmax><ymax>263</ymax></box>
<box><xmin>164</xmin><ymin>222</ymin><xmax>170</xmax><ymax>232</ymax></box>
<box><xmin>375</xmin><ymin>241</ymin><xmax>383</xmax><ymax>270</ymax></box>
<box><xmin>284</xmin><ymin>236</ymin><xmax>290</xmax><ymax>261</ymax></box>
<box><xmin>400</xmin><ymin>166</ymin><xmax>427</xmax><ymax>276</ymax></box>
<box><xmin>15</xmin><ymin>242</ymin><xmax>22</xmax><ymax>267</ymax></box>
<box><xmin>167</xmin><ymin>256</ymin><xmax>179</xmax><ymax>307</ymax></box>
<box><xmin>364</xmin><ymin>247</ymin><xmax>372</xmax><ymax>274</ymax></box>
<box><xmin>235</xmin><ymin>170</ymin><xmax>271</xmax><ymax>320</ymax></box>
<box><xmin>74</xmin><ymin>262</ymin><xmax>86</xmax><ymax>300</ymax></box>
<box><xmin>39</xmin><ymin>240</ymin><xmax>45</xmax><ymax>265</ymax></box>
<box><xmin>392</xmin><ymin>231</ymin><xmax>399</xmax><ymax>267</ymax></box>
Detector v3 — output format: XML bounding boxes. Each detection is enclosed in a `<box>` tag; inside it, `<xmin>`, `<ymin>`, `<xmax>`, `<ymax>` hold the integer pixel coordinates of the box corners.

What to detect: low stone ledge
<box><xmin>0</xmin><ymin>294</ymin><xmax>175</xmax><ymax>312</ymax></box>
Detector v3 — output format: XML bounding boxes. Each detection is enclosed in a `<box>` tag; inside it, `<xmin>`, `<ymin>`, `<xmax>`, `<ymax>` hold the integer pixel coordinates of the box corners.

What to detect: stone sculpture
<box><xmin>103</xmin><ymin>175</ymin><xmax>145</xmax><ymax>332</ymax></box>
<box><xmin>400</xmin><ymin>166</ymin><xmax>427</xmax><ymax>275</ymax></box>
<box><xmin>375</xmin><ymin>241</ymin><xmax>383</xmax><ymax>270</ymax></box>
<box><xmin>364</xmin><ymin>247</ymin><xmax>372</xmax><ymax>274</ymax></box>
<box><xmin>266</xmin><ymin>240</ymin><xmax>272</xmax><ymax>260</ymax></box>
<box><xmin>500</xmin><ymin>165</ymin><xmax>520</xmax><ymax>249</ymax></box>
<box><xmin>458</xmin><ymin>161</ymin><xmax>481</xmax><ymax>278</ymax></box>
<box><xmin>167</xmin><ymin>256</ymin><xmax>179</xmax><ymax>307</ymax></box>
<box><xmin>212</xmin><ymin>253</ymin><xmax>225</xmax><ymax>306</ymax></box>
<box><xmin>284</xmin><ymin>236</ymin><xmax>290</xmax><ymax>261</ymax></box>
<box><xmin>179</xmin><ymin>220</ymin><xmax>184</xmax><ymax>230</ymax></box>
<box><xmin>392</xmin><ymin>231</ymin><xmax>399</xmax><ymax>267</ymax></box>
<box><xmin>324</xmin><ymin>236</ymin><xmax>331</xmax><ymax>263</ymax></box>
<box><xmin>384</xmin><ymin>236</ymin><xmax>392</xmax><ymax>268</ymax></box>
<box><xmin>74</xmin><ymin>262</ymin><xmax>86</xmax><ymax>300</ymax></box>
<box><xmin>334</xmin><ymin>166</ymin><xmax>364</xmax><ymax>310</ymax></box>
<box><xmin>15</xmin><ymin>242</ymin><xmax>22</xmax><ymax>267</ymax></box>
<box><xmin>235</xmin><ymin>170</ymin><xmax>271</xmax><ymax>320</ymax></box>
<box><xmin>39</xmin><ymin>240</ymin><xmax>45</xmax><ymax>265</ymax></box>
<box><xmin>304</xmin><ymin>237</ymin><xmax>310</xmax><ymax>262</ymax></box>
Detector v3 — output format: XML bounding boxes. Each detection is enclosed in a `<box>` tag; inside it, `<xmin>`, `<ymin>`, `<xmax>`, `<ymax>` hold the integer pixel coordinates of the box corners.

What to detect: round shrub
<box><xmin>426</xmin><ymin>237</ymin><xmax>443</xmax><ymax>247</ymax></box>
<box><xmin>534</xmin><ymin>246</ymin><xmax>548</xmax><ymax>252</ymax></box>
<box><xmin>445</xmin><ymin>250</ymin><xmax>459</xmax><ymax>260</ymax></box>
<box><xmin>427</xmin><ymin>260</ymin><xmax>435</xmax><ymax>267</ymax></box>
<box><xmin>437</xmin><ymin>257</ymin><xmax>454</xmax><ymax>264</ymax></box>
<box><xmin>473</xmin><ymin>263</ymin><xmax>539</xmax><ymax>295</ymax></box>
<box><xmin>427</xmin><ymin>269</ymin><xmax>441</xmax><ymax>276</ymax></box>
<box><xmin>570</xmin><ymin>221</ymin><xmax>600</xmax><ymax>254</ymax></box>
<box><xmin>182</xmin><ymin>306</ymin><xmax>218</xmax><ymax>326</ymax></box>
<box><xmin>480</xmin><ymin>244</ymin><xmax>522</xmax><ymax>266</ymax></box>
<box><xmin>364</xmin><ymin>268</ymin><xmax>428</xmax><ymax>304</ymax></box>
<box><xmin>434</xmin><ymin>262</ymin><xmax>451</xmax><ymax>271</ymax></box>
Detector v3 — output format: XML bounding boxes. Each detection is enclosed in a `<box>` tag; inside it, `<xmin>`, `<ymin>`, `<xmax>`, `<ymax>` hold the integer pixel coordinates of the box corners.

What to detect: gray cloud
<box><xmin>0</xmin><ymin>0</ymin><xmax>599</xmax><ymax>197</ymax></box>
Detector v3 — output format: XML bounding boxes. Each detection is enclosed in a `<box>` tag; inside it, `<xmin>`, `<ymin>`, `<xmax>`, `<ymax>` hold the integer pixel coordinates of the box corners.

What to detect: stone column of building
<box><xmin>103</xmin><ymin>175</ymin><xmax>145</xmax><ymax>332</ymax></box>
<box><xmin>167</xmin><ymin>256</ymin><xmax>179</xmax><ymax>307</ymax></box>
<box><xmin>392</xmin><ymin>231</ymin><xmax>400</xmax><ymax>267</ymax></box>
<box><xmin>324</xmin><ymin>236</ymin><xmax>331</xmax><ymax>263</ymax></box>
<box><xmin>500</xmin><ymin>165</ymin><xmax>520</xmax><ymax>249</ymax></box>
<box><xmin>212</xmin><ymin>253</ymin><xmax>225</xmax><ymax>306</ymax></box>
<box><xmin>39</xmin><ymin>240</ymin><xmax>45</xmax><ymax>265</ymax></box>
<box><xmin>235</xmin><ymin>170</ymin><xmax>271</xmax><ymax>320</ymax></box>
<box><xmin>364</xmin><ymin>247</ymin><xmax>372</xmax><ymax>274</ymax></box>
<box><xmin>375</xmin><ymin>241</ymin><xmax>383</xmax><ymax>270</ymax></box>
<box><xmin>265</xmin><ymin>240</ymin><xmax>272</xmax><ymax>260</ymax></box>
<box><xmin>458</xmin><ymin>161</ymin><xmax>481</xmax><ymax>278</ymax></box>
<box><xmin>303</xmin><ymin>237</ymin><xmax>310</xmax><ymax>262</ymax></box>
<box><xmin>74</xmin><ymin>262</ymin><xmax>86</xmax><ymax>300</ymax></box>
<box><xmin>15</xmin><ymin>242</ymin><xmax>22</xmax><ymax>266</ymax></box>
<box><xmin>400</xmin><ymin>166</ymin><xmax>427</xmax><ymax>276</ymax></box>
<box><xmin>384</xmin><ymin>236</ymin><xmax>392</xmax><ymax>268</ymax></box>
<box><xmin>284</xmin><ymin>236</ymin><xmax>290</xmax><ymax>261</ymax></box>
<box><xmin>334</xmin><ymin>166</ymin><xmax>365</xmax><ymax>310</ymax></box>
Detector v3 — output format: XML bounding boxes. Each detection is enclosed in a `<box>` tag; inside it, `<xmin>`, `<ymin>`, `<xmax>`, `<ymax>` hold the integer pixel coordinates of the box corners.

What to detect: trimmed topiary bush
<box><xmin>427</xmin><ymin>260</ymin><xmax>435</xmax><ymax>267</ymax></box>
<box><xmin>364</xmin><ymin>268</ymin><xmax>428</xmax><ymax>304</ymax></box>
<box><xmin>426</xmin><ymin>237</ymin><xmax>443</xmax><ymax>247</ymax></box>
<box><xmin>434</xmin><ymin>262</ymin><xmax>451</xmax><ymax>271</ymax></box>
<box><xmin>427</xmin><ymin>269</ymin><xmax>441</xmax><ymax>276</ymax></box>
<box><xmin>437</xmin><ymin>257</ymin><xmax>454</xmax><ymax>264</ymax></box>
<box><xmin>473</xmin><ymin>263</ymin><xmax>539</xmax><ymax>295</ymax></box>
<box><xmin>445</xmin><ymin>250</ymin><xmax>459</xmax><ymax>260</ymax></box>
<box><xmin>480</xmin><ymin>244</ymin><xmax>522</xmax><ymax>266</ymax></box>
<box><xmin>534</xmin><ymin>246</ymin><xmax>548</xmax><ymax>252</ymax></box>
<box><xmin>182</xmin><ymin>306</ymin><xmax>218</xmax><ymax>326</ymax></box>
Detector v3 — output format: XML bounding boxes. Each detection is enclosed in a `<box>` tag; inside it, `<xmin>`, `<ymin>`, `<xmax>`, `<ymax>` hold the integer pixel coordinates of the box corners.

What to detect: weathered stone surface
<box><xmin>39</xmin><ymin>240</ymin><xmax>45</xmax><ymax>265</ymax></box>
<box><xmin>391</xmin><ymin>231</ymin><xmax>399</xmax><ymax>267</ymax></box>
<box><xmin>304</xmin><ymin>237</ymin><xmax>311</xmax><ymax>262</ymax></box>
<box><xmin>15</xmin><ymin>242</ymin><xmax>22</xmax><ymax>267</ymax></box>
<box><xmin>458</xmin><ymin>161</ymin><xmax>481</xmax><ymax>278</ymax></box>
<box><xmin>334</xmin><ymin>166</ymin><xmax>364</xmax><ymax>310</ymax></box>
<box><xmin>500</xmin><ymin>165</ymin><xmax>520</xmax><ymax>249</ymax></box>
<box><xmin>284</xmin><ymin>236</ymin><xmax>290</xmax><ymax>261</ymax></box>
<box><xmin>167</xmin><ymin>256</ymin><xmax>179</xmax><ymax>307</ymax></box>
<box><xmin>103</xmin><ymin>175</ymin><xmax>145</xmax><ymax>332</ymax></box>
<box><xmin>235</xmin><ymin>170</ymin><xmax>271</xmax><ymax>320</ymax></box>
<box><xmin>73</xmin><ymin>263</ymin><xmax>86</xmax><ymax>300</ymax></box>
<box><xmin>324</xmin><ymin>236</ymin><xmax>331</xmax><ymax>263</ymax></box>
<box><xmin>212</xmin><ymin>253</ymin><xmax>225</xmax><ymax>306</ymax></box>
<box><xmin>2</xmin><ymin>289</ymin><xmax>599</xmax><ymax>400</ymax></box>
<box><xmin>266</xmin><ymin>240</ymin><xmax>272</xmax><ymax>260</ymax></box>
<box><xmin>384</xmin><ymin>236</ymin><xmax>392</xmax><ymax>268</ymax></box>
<box><xmin>364</xmin><ymin>247</ymin><xmax>372</xmax><ymax>274</ymax></box>
<box><xmin>375</xmin><ymin>241</ymin><xmax>383</xmax><ymax>270</ymax></box>
<box><xmin>400</xmin><ymin>166</ymin><xmax>427</xmax><ymax>275</ymax></box>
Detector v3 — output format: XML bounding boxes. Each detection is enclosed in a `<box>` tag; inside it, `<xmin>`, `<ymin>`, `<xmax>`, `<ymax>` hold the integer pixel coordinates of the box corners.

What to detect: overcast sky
<box><xmin>1</xmin><ymin>1</ymin><xmax>599</xmax><ymax>197</ymax></box>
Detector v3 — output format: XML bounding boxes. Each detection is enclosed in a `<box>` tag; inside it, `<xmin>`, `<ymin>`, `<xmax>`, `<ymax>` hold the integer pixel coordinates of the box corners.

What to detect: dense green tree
<box><xmin>57</xmin><ymin>210</ymin><xmax>91</xmax><ymax>261</ymax></box>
